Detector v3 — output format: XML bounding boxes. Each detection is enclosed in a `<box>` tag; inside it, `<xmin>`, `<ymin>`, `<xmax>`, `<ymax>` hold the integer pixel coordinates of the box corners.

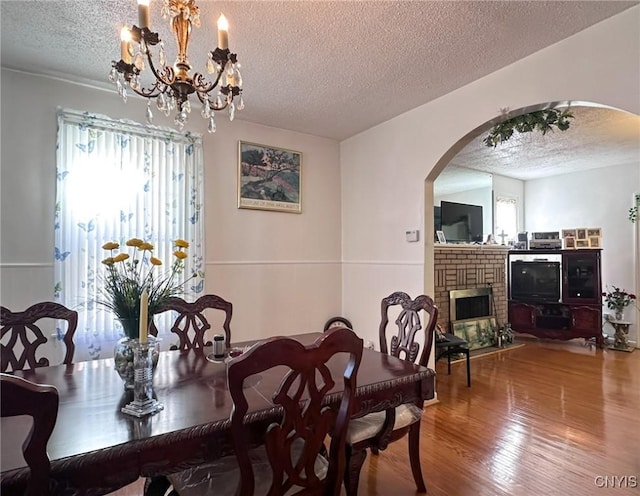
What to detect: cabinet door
<box><xmin>509</xmin><ymin>303</ymin><xmax>536</xmax><ymax>330</ymax></box>
<box><xmin>562</xmin><ymin>250</ymin><xmax>601</xmax><ymax>304</ymax></box>
<box><xmin>571</xmin><ymin>306</ymin><xmax>601</xmax><ymax>334</ymax></box>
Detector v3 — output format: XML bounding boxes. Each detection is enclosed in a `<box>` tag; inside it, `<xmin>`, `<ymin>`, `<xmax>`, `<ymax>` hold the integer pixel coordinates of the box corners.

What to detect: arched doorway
<box><xmin>425</xmin><ymin>102</ymin><xmax>640</xmax><ymax>347</ymax></box>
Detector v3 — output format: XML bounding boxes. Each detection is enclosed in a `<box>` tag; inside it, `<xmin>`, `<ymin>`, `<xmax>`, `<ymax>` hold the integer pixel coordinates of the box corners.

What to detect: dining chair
<box><xmin>1</xmin><ymin>302</ymin><xmax>77</xmax><ymax>372</ymax></box>
<box><xmin>343</xmin><ymin>291</ymin><xmax>437</xmax><ymax>495</ymax></box>
<box><xmin>149</xmin><ymin>294</ymin><xmax>233</xmax><ymax>351</ymax></box>
<box><xmin>159</xmin><ymin>327</ymin><xmax>363</xmax><ymax>496</ymax></box>
<box><xmin>1</xmin><ymin>373</ymin><xmax>59</xmax><ymax>496</ymax></box>
<box><xmin>323</xmin><ymin>316</ymin><xmax>354</xmax><ymax>331</ymax></box>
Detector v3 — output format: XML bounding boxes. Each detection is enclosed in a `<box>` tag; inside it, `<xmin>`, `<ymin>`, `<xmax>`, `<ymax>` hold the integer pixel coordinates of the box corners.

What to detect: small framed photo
<box><xmin>576</xmin><ymin>239</ymin><xmax>589</xmax><ymax>249</ymax></box>
<box><xmin>436</xmin><ymin>230</ymin><xmax>446</xmax><ymax>244</ymax></box>
<box><xmin>588</xmin><ymin>236</ymin><xmax>601</xmax><ymax>248</ymax></box>
<box><xmin>587</xmin><ymin>228</ymin><xmax>602</xmax><ymax>237</ymax></box>
<box><xmin>562</xmin><ymin>229</ymin><xmax>577</xmax><ymax>238</ymax></box>
<box><xmin>564</xmin><ymin>237</ymin><xmax>576</xmax><ymax>249</ymax></box>
<box><xmin>576</xmin><ymin>228</ymin><xmax>587</xmax><ymax>240</ymax></box>
<box><xmin>238</xmin><ymin>141</ymin><xmax>302</xmax><ymax>213</ymax></box>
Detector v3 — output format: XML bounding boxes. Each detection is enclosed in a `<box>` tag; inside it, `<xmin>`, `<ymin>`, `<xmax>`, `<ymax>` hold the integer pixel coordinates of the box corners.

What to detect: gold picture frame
<box><xmin>238</xmin><ymin>141</ymin><xmax>302</xmax><ymax>213</ymax></box>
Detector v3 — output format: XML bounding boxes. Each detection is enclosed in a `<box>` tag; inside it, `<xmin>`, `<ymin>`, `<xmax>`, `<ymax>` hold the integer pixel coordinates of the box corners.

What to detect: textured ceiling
<box><xmin>435</xmin><ymin>105</ymin><xmax>640</xmax><ymax>193</ymax></box>
<box><xmin>1</xmin><ymin>1</ymin><xmax>638</xmax><ymax>181</ymax></box>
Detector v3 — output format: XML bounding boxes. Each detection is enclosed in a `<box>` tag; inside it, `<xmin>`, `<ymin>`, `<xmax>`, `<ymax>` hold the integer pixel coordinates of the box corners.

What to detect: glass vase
<box><xmin>114</xmin><ymin>336</ymin><xmax>160</xmax><ymax>390</ymax></box>
<box><xmin>614</xmin><ymin>308</ymin><xmax>624</xmax><ymax>321</ymax></box>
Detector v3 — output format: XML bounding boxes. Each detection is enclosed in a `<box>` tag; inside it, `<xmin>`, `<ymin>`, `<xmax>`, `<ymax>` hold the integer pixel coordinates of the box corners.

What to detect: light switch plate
<box><xmin>405</xmin><ymin>230</ymin><xmax>419</xmax><ymax>242</ymax></box>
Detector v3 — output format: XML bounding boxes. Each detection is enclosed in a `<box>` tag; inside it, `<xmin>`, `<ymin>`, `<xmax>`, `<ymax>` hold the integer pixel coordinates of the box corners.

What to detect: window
<box><xmin>55</xmin><ymin>109</ymin><xmax>205</xmax><ymax>358</ymax></box>
<box><xmin>495</xmin><ymin>196</ymin><xmax>518</xmax><ymax>243</ymax></box>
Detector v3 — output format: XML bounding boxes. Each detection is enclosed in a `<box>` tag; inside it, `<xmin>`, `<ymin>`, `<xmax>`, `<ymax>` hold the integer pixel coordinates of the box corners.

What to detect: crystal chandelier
<box><xmin>109</xmin><ymin>0</ymin><xmax>243</xmax><ymax>133</ymax></box>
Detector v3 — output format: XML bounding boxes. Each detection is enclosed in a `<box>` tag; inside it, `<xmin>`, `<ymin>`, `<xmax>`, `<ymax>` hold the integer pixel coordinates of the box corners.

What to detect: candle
<box><xmin>217</xmin><ymin>14</ymin><xmax>229</xmax><ymax>50</ymax></box>
<box><xmin>139</xmin><ymin>289</ymin><xmax>148</xmax><ymax>344</ymax></box>
<box><xmin>137</xmin><ymin>0</ymin><xmax>150</xmax><ymax>29</ymax></box>
<box><xmin>120</xmin><ymin>27</ymin><xmax>132</xmax><ymax>64</ymax></box>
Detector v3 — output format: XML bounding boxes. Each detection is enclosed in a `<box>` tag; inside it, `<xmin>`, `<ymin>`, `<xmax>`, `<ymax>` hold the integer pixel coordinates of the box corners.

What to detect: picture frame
<box><xmin>238</xmin><ymin>141</ymin><xmax>302</xmax><ymax>213</ymax></box>
<box><xmin>561</xmin><ymin>229</ymin><xmax>577</xmax><ymax>238</ymax></box>
<box><xmin>451</xmin><ymin>317</ymin><xmax>497</xmax><ymax>351</ymax></box>
<box><xmin>576</xmin><ymin>239</ymin><xmax>589</xmax><ymax>249</ymax></box>
<box><xmin>564</xmin><ymin>237</ymin><xmax>576</xmax><ymax>249</ymax></box>
<box><xmin>588</xmin><ymin>236</ymin><xmax>601</xmax><ymax>248</ymax></box>
<box><xmin>436</xmin><ymin>230</ymin><xmax>446</xmax><ymax>244</ymax></box>
<box><xmin>576</xmin><ymin>228</ymin><xmax>587</xmax><ymax>240</ymax></box>
<box><xmin>587</xmin><ymin>228</ymin><xmax>602</xmax><ymax>237</ymax></box>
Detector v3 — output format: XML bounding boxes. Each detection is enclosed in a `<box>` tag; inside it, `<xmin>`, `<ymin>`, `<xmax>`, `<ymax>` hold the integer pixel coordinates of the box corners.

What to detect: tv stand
<box><xmin>507</xmin><ymin>249</ymin><xmax>604</xmax><ymax>347</ymax></box>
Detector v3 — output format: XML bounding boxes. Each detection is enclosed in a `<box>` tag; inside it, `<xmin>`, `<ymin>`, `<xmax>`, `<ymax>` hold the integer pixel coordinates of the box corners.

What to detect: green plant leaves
<box><xmin>484</xmin><ymin>108</ymin><xmax>574</xmax><ymax>147</ymax></box>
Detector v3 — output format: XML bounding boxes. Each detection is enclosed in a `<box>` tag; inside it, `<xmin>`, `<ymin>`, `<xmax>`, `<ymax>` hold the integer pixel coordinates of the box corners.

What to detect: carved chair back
<box><xmin>1</xmin><ymin>302</ymin><xmax>77</xmax><ymax>372</ymax></box>
<box><xmin>1</xmin><ymin>373</ymin><xmax>59</xmax><ymax>496</ymax></box>
<box><xmin>149</xmin><ymin>294</ymin><xmax>232</xmax><ymax>351</ymax></box>
<box><xmin>378</xmin><ymin>291</ymin><xmax>438</xmax><ymax>367</ymax></box>
<box><xmin>342</xmin><ymin>292</ymin><xmax>438</xmax><ymax>495</ymax></box>
<box><xmin>228</xmin><ymin>327</ymin><xmax>363</xmax><ymax>496</ymax></box>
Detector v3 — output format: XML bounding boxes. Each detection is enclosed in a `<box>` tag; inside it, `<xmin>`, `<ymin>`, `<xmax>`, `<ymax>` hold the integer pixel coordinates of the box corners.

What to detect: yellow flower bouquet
<box><xmin>99</xmin><ymin>237</ymin><xmax>194</xmax><ymax>339</ymax></box>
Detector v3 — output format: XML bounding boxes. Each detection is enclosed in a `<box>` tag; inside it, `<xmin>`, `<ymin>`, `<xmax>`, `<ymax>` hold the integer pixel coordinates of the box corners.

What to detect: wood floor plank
<box><xmin>109</xmin><ymin>339</ymin><xmax>639</xmax><ymax>495</ymax></box>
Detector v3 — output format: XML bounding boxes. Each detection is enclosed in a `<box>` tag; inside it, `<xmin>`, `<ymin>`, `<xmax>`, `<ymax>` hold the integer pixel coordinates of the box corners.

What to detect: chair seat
<box><xmin>168</xmin><ymin>440</ymin><xmax>328</xmax><ymax>496</ymax></box>
<box><xmin>346</xmin><ymin>403</ymin><xmax>423</xmax><ymax>445</ymax></box>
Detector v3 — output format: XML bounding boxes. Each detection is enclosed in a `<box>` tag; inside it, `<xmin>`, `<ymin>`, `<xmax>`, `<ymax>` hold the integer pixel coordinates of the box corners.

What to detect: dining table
<box><xmin>1</xmin><ymin>333</ymin><xmax>435</xmax><ymax>495</ymax></box>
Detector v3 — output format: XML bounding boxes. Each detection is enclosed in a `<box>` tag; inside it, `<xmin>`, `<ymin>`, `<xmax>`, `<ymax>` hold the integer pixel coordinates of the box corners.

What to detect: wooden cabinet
<box><xmin>507</xmin><ymin>249</ymin><xmax>603</xmax><ymax>347</ymax></box>
<box><xmin>509</xmin><ymin>302</ymin><xmax>536</xmax><ymax>330</ymax></box>
<box><xmin>563</xmin><ymin>250</ymin><xmax>601</xmax><ymax>304</ymax></box>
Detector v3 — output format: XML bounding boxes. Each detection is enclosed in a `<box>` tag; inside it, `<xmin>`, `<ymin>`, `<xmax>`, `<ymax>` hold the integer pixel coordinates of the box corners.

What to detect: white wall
<box><xmin>525</xmin><ymin>162</ymin><xmax>640</xmax><ymax>342</ymax></box>
<box><xmin>341</xmin><ymin>8</ymin><xmax>640</xmax><ymax>349</ymax></box>
<box><xmin>0</xmin><ymin>69</ymin><xmax>342</xmax><ymax>358</ymax></box>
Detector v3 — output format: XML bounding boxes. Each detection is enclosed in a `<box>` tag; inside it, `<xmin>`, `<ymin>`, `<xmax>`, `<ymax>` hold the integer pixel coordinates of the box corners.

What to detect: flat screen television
<box><xmin>440</xmin><ymin>201</ymin><xmax>483</xmax><ymax>243</ymax></box>
<box><xmin>510</xmin><ymin>261</ymin><xmax>561</xmax><ymax>302</ymax></box>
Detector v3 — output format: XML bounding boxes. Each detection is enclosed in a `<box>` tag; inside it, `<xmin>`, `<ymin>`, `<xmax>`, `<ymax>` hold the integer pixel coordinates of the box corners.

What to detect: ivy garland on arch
<box><xmin>630</xmin><ymin>193</ymin><xmax>640</xmax><ymax>223</ymax></box>
<box><xmin>483</xmin><ymin>108</ymin><xmax>575</xmax><ymax>148</ymax></box>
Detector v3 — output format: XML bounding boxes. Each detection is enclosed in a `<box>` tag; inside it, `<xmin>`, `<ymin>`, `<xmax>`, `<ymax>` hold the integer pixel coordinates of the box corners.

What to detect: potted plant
<box><xmin>99</xmin><ymin>238</ymin><xmax>194</xmax><ymax>388</ymax></box>
<box><xmin>602</xmin><ymin>285</ymin><xmax>637</xmax><ymax>321</ymax></box>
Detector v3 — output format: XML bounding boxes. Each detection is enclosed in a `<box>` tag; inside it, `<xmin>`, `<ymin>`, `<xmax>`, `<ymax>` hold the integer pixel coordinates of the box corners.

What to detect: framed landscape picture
<box><xmin>452</xmin><ymin>317</ymin><xmax>497</xmax><ymax>351</ymax></box>
<box><xmin>238</xmin><ymin>141</ymin><xmax>302</xmax><ymax>213</ymax></box>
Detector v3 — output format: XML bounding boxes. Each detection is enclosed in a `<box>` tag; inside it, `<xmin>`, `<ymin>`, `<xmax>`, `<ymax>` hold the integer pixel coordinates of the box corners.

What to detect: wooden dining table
<box><xmin>1</xmin><ymin>333</ymin><xmax>435</xmax><ymax>495</ymax></box>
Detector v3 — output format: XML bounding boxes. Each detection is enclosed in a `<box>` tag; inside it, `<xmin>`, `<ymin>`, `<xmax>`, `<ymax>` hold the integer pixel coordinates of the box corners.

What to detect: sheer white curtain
<box><xmin>495</xmin><ymin>196</ymin><xmax>518</xmax><ymax>243</ymax></box>
<box><xmin>55</xmin><ymin>109</ymin><xmax>205</xmax><ymax>358</ymax></box>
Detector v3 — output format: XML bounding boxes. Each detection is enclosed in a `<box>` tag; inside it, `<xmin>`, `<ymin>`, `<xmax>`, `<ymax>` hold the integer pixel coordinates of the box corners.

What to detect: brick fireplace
<box><xmin>434</xmin><ymin>245</ymin><xmax>509</xmax><ymax>332</ymax></box>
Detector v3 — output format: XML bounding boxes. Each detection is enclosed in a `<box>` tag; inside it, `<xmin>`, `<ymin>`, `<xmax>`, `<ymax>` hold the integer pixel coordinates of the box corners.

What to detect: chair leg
<box><xmin>408</xmin><ymin>422</ymin><xmax>427</xmax><ymax>493</ymax></box>
<box><xmin>344</xmin><ymin>445</ymin><xmax>368</xmax><ymax>496</ymax></box>
<box><xmin>144</xmin><ymin>476</ymin><xmax>172</xmax><ymax>496</ymax></box>
<box><xmin>465</xmin><ymin>350</ymin><xmax>471</xmax><ymax>387</ymax></box>
<box><xmin>447</xmin><ymin>349</ymin><xmax>452</xmax><ymax>375</ymax></box>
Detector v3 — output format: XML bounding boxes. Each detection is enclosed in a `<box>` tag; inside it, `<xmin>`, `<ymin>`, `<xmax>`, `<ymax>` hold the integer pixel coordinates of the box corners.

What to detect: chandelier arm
<box><xmin>144</xmin><ymin>50</ymin><xmax>176</xmax><ymax>89</ymax></box>
<box><xmin>194</xmin><ymin>88</ymin><xmax>229</xmax><ymax>111</ymax></box>
<box><xmin>128</xmin><ymin>81</ymin><xmax>166</xmax><ymax>99</ymax></box>
<box><xmin>191</xmin><ymin>71</ymin><xmax>223</xmax><ymax>95</ymax></box>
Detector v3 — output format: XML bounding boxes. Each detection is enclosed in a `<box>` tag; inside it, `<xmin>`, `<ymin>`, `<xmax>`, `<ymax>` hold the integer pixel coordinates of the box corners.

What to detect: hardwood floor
<box><xmin>109</xmin><ymin>338</ymin><xmax>640</xmax><ymax>495</ymax></box>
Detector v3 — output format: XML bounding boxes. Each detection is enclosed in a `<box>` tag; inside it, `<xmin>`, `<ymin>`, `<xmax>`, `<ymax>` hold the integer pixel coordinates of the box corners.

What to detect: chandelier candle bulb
<box><xmin>217</xmin><ymin>14</ymin><xmax>229</xmax><ymax>49</ymax></box>
<box><xmin>137</xmin><ymin>0</ymin><xmax>150</xmax><ymax>29</ymax></box>
<box><xmin>120</xmin><ymin>27</ymin><xmax>132</xmax><ymax>64</ymax></box>
<box><xmin>139</xmin><ymin>289</ymin><xmax>148</xmax><ymax>344</ymax></box>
